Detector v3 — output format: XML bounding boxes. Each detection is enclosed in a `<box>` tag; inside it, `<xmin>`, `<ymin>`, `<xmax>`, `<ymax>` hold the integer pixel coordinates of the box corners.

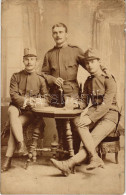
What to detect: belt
<box><xmin>90</xmin><ymin>95</ymin><xmax>104</xmax><ymax>105</ymax></box>
<box><xmin>92</xmin><ymin>102</ymin><xmax>102</xmax><ymax>106</ymax></box>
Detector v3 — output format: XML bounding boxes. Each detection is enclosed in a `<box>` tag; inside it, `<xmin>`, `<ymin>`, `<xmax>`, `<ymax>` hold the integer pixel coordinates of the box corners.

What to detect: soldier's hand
<box><xmin>55</xmin><ymin>77</ymin><xmax>64</xmax><ymax>87</ymax></box>
<box><xmin>81</xmin><ymin>107</ymin><xmax>88</xmax><ymax>116</ymax></box>
<box><xmin>78</xmin><ymin>115</ymin><xmax>92</xmax><ymax>127</ymax></box>
<box><xmin>26</xmin><ymin>98</ymin><xmax>36</xmax><ymax>108</ymax></box>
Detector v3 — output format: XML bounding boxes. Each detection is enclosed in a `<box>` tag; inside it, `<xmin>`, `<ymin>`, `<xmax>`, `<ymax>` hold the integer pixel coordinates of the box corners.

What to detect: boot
<box><xmin>50</xmin><ymin>158</ymin><xmax>75</xmax><ymax>176</ymax></box>
<box><xmin>86</xmin><ymin>155</ymin><xmax>104</xmax><ymax>170</ymax></box>
<box><xmin>17</xmin><ymin>141</ymin><xmax>28</xmax><ymax>156</ymax></box>
<box><xmin>1</xmin><ymin>157</ymin><xmax>12</xmax><ymax>172</ymax></box>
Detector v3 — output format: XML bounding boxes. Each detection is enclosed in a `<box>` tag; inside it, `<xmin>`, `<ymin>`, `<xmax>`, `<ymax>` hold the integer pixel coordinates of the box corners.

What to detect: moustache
<box><xmin>56</xmin><ymin>38</ymin><xmax>62</xmax><ymax>40</ymax></box>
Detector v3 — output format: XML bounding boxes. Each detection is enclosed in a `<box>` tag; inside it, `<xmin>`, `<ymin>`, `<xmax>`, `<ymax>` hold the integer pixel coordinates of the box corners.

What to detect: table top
<box><xmin>32</xmin><ymin>106</ymin><xmax>82</xmax><ymax>119</ymax></box>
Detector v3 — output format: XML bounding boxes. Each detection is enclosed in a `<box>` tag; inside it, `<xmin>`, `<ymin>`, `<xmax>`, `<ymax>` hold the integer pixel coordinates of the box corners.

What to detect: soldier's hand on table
<box><xmin>78</xmin><ymin>115</ymin><xmax>92</xmax><ymax>127</ymax></box>
<box><xmin>55</xmin><ymin>77</ymin><xmax>64</xmax><ymax>87</ymax></box>
<box><xmin>81</xmin><ymin>107</ymin><xmax>88</xmax><ymax>117</ymax></box>
<box><xmin>26</xmin><ymin>97</ymin><xmax>36</xmax><ymax>108</ymax></box>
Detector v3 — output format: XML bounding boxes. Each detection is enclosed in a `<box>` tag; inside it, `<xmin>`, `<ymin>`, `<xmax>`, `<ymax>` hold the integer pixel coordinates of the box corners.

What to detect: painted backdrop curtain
<box><xmin>92</xmin><ymin>0</ymin><xmax>125</xmax><ymax>126</ymax></box>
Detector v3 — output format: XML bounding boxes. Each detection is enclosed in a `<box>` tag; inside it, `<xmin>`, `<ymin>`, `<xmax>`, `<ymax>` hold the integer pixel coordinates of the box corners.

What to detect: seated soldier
<box><xmin>50</xmin><ymin>48</ymin><xmax>119</xmax><ymax>176</ymax></box>
<box><xmin>2</xmin><ymin>48</ymin><xmax>49</xmax><ymax>172</ymax></box>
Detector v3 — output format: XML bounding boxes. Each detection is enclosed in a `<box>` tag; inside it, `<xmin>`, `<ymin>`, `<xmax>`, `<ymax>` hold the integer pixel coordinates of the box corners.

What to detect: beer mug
<box><xmin>35</xmin><ymin>98</ymin><xmax>43</xmax><ymax>109</ymax></box>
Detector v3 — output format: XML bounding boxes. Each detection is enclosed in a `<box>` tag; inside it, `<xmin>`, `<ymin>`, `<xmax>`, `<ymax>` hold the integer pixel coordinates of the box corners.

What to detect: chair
<box><xmin>98</xmin><ymin>108</ymin><xmax>122</xmax><ymax>164</ymax></box>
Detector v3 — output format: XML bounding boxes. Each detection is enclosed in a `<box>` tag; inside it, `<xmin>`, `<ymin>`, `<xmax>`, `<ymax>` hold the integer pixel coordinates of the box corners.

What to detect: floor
<box><xmin>1</xmin><ymin>146</ymin><xmax>125</xmax><ymax>194</ymax></box>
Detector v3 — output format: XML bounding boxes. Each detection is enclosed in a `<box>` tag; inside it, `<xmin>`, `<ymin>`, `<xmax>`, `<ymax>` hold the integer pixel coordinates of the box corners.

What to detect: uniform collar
<box><xmin>23</xmin><ymin>69</ymin><xmax>36</xmax><ymax>75</ymax></box>
<box><xmin>54</xmin><ymin>42</ymin><xmax>68</xmax><ymax>49</ymax></box>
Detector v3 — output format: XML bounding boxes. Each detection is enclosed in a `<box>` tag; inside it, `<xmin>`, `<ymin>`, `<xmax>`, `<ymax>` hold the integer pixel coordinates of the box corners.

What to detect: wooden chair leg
<box><xmin>33</xmin><ymin>150</ymin><xmax>37</xmax><ymax>163</ymax></box>
<box><xmin>115</xmin><ymin>152</ymin><xmax>119</xmax><ymax>164</ymax></box>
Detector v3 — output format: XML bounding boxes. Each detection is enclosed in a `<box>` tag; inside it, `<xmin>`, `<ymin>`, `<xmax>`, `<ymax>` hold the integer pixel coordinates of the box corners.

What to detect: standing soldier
<box><xmin>50</xmin><ymin>48</ymin><xmax>119</xmax><ymax>176</ymax></box>
<box><xmin>41</xmin><ymin>23</ymin><xmax>86</xmax><ymax>154</ymax></box>
<box><xmin>2</xmin><ymin>48</ymin><xmax>49</xmax><ymax>172</ymax></box>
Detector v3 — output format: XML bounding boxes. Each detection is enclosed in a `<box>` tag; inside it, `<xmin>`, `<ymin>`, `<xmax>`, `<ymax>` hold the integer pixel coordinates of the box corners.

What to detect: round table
<box><xmin>32</xmin><ymin>106</ymin><xmax>82</xmax><ymax>157</ymax></box>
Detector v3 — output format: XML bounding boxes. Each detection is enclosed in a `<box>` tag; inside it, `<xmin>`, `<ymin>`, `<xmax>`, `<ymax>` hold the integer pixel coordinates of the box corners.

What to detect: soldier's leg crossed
<box><xmin>27</xmin><ymin>113</ymin><xmax>45</xmax><ymax>153</ymax></box>
<box><xmin>30</xmin><ymin>113</ymin><xmax>45</xmax><ymax>137</ymax></box>
<box><xmin>70</xmin><ymin>118</ymin><xmax>117</xmax><ymax>165</ymax></box>
<box><xmin>2</xmin><ymin>109</ymin><xmax>32</xmax><ymax>172</ymax></box>
<box><xmin>6</xmin><ymin>129</ymin><xmax>17</xmax><ymax>158</ymax></box>
<box><xmin>5</xmin><ymin>109</ymin><xmax>33</xmax><ymax>157</ymax></box>
<box><xmin>91</xmin><ymin>119</ymin><xmax>117</xmax><ymax>148</ymax></box>
<box><xmin>73</xmin><ymin>116</ymin><xmax>97</xmax><ymax>158</ymax></box>
<box><xmin>8</xmin><ymin>105</ymin><xmax>24</xmax><ymax>142</ymax></box>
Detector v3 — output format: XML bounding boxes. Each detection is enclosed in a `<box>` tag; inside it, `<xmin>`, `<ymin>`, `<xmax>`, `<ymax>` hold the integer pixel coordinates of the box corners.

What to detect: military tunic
<box><xmin>6</xmin><ymin>69</ymin><xmax>48</xmax><ymax>157</ymax></box>
<box><xmin>82</xmin><ymin>73</ymin><xmax>119</xmax><ymax>124</ymax></box>
<box><xmin>41</xmin><ymin>44</ymin><xmax>85</xmax><ymax>152</ymax></box>
<box><xmin>10</xmin><ymin>69</ymin><xmax>49</xmax><ymax>108</ymax></box>
<box><xmin>41</xmin><ymin>44</ymin><xmax>85</xmax><ymax>96</ymax></box>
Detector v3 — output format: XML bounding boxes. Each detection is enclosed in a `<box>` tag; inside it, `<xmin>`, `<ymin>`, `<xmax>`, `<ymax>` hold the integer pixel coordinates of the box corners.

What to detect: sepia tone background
<box><xmin>1</xmin><ymin>0</ymin><xmax>125</xmax><ymax>194</ymax></box>
<box><xmin>1</xmin><ymin>0</ymin><xmax>125</xmax><ymax>147</ymax></box>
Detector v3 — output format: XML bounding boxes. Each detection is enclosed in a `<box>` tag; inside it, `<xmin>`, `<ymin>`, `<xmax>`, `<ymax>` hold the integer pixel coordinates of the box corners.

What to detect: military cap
<box><xmin>84</xmin><ymin>48</ymin><xmax>100</xmax><ymax>61</ymax></box>
<box><xmin>24</xmin><ymin>48</ymin><xmax>37</xmax><ymax>57</ymax></box>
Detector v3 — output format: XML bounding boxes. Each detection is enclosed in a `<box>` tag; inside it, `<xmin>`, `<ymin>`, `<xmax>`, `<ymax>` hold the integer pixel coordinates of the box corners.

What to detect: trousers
<box><xmin>72</xmin><ymin>112</ymin><xmax>118</xmax><ymax>164</ymax></box>
<box><xmin>6</xmin><ymin>105</ymin><xmax>44</xmax><ymax>157</ymax></box>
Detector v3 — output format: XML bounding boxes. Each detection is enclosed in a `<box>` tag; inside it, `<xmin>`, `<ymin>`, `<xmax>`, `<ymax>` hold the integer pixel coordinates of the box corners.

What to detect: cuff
<box><xmin>22</xmin><ymin>98</ymin><xmax>29</xmax><ymax>108</ymax></box>
<box><xmin>88</xmin><ymin>115</ymin><xmax>96</xmax><ymax>123</ymax></box>
<box><xmin>78</xmin><ymin>101</ymin><xmax>87</xmax><ymax>110</ymax></box>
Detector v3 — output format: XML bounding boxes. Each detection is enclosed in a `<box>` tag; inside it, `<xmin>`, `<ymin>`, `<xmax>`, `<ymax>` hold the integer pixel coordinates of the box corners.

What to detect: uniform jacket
<box><xmin>10</xmin><ymin>69</ymin><xmax>49</xmax><ymax>108</ymax></box>
<box><xmin>41</xmin><ymin>44</ymin><xmax>85</xmax><ymax>96</ymax></box>
<box><xmin>82</xmin><ymin>73</ymin><xmax>119</xmax><ymax>124</ymax></box>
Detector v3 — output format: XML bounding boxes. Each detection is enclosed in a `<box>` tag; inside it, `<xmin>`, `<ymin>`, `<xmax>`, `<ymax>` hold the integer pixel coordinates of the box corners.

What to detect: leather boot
<box><xmin>17</xmin><ymin>141</ymin><xmax>28</xmax><ymax>156</ymax></box>
<box><xmin>1</xmin><ymin>157</ymin><xmax>12</xmax><ymax>172</ymax></box>
<box><xmin>50</xmin><ymin>158</ymin><xmax>75</xmax><ymax>176</ymax></box>
<box><xmin>86</xmin><ymin>155</ymin><xmax>104</xmax><ymax>170</ymax></box>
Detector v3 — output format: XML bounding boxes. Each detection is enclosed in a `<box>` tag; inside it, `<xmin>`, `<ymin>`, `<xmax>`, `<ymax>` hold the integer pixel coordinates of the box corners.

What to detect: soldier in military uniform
<box><xmin>41</xmin><ymin>23</ymin><xmax>86</xmax><ymax>154</ymax></box>
<box><xmin>50</xmin><ymin>48</ymin><xmax>119</xmax><ymax>176</ymax></box>
<box><xmin>2</xmin><ymin>48</ymin><xmax>49</xmax><ymax>172</ymax></box>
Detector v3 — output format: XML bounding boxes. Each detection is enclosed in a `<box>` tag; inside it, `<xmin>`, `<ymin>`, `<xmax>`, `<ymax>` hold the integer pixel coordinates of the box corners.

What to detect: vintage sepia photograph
<box><xmin>1</xmin><ymin>0</ymin><xmax>125</xmax><ymax>194</ymax></box>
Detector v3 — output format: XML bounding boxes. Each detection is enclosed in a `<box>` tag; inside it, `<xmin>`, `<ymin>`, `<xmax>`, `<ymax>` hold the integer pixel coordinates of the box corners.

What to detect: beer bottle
<box><xmin>58</xmin><ymin>87</ymin><xmax>65</xmax><ymax>107</ymax></box>
<box><xmin>79</xmin><ymin>83</ymin><xmax>82</xmax><ymax>98</ymax></box>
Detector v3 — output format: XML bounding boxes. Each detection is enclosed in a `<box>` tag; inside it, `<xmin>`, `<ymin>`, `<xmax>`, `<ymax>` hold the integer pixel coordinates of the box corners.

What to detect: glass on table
<box><xmin>64</xmin><ymin>96</ymin><xmax>78</xmax><ymax>110</ymax></box>
<box><xmin>35</xmin><ymin>98</ymin><xmax>49</xmax><ymax>108</ymax></box>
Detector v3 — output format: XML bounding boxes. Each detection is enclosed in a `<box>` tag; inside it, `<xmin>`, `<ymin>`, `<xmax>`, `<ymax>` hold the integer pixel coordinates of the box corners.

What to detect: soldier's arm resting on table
<box><xmin>78</xmin><ymin>115</ymin><xmax>92</xmax><ymax>127</ymax></box>
<box><xmin>23</xmin><ymin>97</ymin><xmax>36</xmax><ymax>109</ymax></box>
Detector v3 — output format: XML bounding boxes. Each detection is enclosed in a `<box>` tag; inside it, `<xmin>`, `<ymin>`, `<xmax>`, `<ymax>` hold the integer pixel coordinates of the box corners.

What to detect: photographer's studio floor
<box><xmin>1</xmin><ymin>143</ymin><xmax>125</xmax><ymax>195</ymax></box>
